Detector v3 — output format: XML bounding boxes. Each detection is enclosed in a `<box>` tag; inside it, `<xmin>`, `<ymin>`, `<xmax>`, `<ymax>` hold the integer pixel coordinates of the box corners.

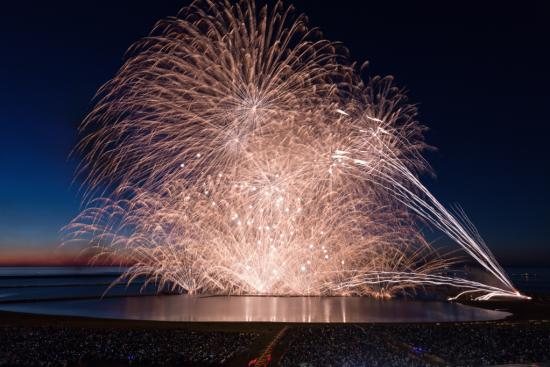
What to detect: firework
<box><xmin>65</xmin><ymin>0</ymin><xmax>527</xmax><ymax>300</ymax></box>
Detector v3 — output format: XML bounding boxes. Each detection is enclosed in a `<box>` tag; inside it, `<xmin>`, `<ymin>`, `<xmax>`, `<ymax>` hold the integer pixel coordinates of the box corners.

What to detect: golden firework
<box><xmin>64</xmin><ymin>0</ymin><xmax>527</xmax><ymax>300</ymax></box>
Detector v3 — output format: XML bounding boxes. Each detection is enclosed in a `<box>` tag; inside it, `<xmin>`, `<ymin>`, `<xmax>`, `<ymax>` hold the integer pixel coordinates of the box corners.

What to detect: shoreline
<box><xmin>1</xmin><ymin>296</ymin><xmax>548</xmax><ymax>329</ymax></box>
<box><xmin>459</xmin><ymin>292</ymin><xmax>550</xmax><ymax>321</ymax></box>
<box><xmin>0</xmin><ymin>290</ymin><xmax>548</xmax><ymax>330</ymax></box>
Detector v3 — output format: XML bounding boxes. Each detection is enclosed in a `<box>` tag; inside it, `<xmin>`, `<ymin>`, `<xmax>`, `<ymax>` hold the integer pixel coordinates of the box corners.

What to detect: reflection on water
<box><xmin>0</xmin><ymin>296</ymin><xmax>510</xmax><ymax>323</ymax></box>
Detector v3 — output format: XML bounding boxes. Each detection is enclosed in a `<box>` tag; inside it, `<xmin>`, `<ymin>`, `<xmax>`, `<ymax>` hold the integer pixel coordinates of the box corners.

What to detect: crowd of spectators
<box><xmin>1</xmin><ymin>320</ymin><xmax>549</xmax><ymax>366</ymax></box>
<box><xmin>384</xmin><ymin>320</ymin><xmax>550</xmax><ymax>366</ymax></box>
<box><xmin>0</xmin><ymin>326</ymin><xmax>257</xmax><ymax>366</ymax></box>
<box><xmin>279</xmin><ymin>321</ymin><xmax>550</xmax><ymax>366</ymax></box>
<box><xmin>279</xmin><ymin>325</ymin><xmax>428</xmax><ymax>367</ymax></box>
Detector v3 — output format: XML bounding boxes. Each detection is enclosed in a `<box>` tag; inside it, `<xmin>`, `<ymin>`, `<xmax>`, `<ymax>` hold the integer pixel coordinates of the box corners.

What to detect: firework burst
<box><xmin>65</xmin><ymin>0</ymin><xmax>527</xmax><ymax>300</ymax></box>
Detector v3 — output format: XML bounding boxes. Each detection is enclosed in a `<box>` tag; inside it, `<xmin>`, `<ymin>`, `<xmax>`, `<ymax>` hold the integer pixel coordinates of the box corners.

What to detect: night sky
<box><xmin>1</xmin><ymin>1</ymin><xmax>548</xmax><ymax>265</ymax></box>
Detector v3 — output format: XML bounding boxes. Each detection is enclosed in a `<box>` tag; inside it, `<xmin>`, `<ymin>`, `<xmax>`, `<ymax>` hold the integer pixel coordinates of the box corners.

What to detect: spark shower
<box><xmin>65</xmin><ymin>0</ymin><xmax>527</xmax><ymax>300</ymax></box>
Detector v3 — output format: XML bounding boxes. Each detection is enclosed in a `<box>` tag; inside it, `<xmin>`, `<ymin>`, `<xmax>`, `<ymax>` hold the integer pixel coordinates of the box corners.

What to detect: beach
<box><xmin>1</xmin><ymin>295</ymin><xmax>549</xmax><ymax>366</ymax></box>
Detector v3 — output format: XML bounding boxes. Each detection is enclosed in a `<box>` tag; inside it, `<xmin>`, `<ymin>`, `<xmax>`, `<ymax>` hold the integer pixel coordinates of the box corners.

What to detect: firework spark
<box><xmin>64</xmin><ymin>0</ymin><xmax>528</xmax><ymax>300</ymax></box>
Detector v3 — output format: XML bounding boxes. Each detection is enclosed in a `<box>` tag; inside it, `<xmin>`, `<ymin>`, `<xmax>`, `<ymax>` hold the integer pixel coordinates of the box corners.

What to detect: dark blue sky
<box><xmin>0</xmin><ymin>1</ymin><xmax>548</xmax><ymax>265</ymax></box>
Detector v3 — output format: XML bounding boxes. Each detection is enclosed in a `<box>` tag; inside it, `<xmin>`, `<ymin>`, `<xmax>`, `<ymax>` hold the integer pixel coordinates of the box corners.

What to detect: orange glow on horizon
<box><xmin>0</xmin><ymin>246</ymin><xmax>132</xmax><ymax>267</ymax></box>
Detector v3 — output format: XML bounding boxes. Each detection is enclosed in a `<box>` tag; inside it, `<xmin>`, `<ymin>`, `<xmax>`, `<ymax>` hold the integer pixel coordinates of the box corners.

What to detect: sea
<box><xmin>0</xmin><ymin>266</ymin><xmax>158</xmax><ymax>302</ymax></box>
<box><xmin>0</xmin><ymin>266</ymin><xmax>547</xmax><ymax>322</ymax></box>
<box><xmin>0</xmin><ymin>266</ymin><xmax>548</xmax><ymax>303</ymax></box>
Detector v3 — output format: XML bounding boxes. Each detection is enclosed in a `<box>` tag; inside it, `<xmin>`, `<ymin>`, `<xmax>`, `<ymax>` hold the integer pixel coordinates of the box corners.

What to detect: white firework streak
<box><xmin>332</xmin><ymin>116</ymin><xmax>528</xmax><ymax>300</ymax></box>
<box><xmin>333</xmin><ymin>272</ymin><xmax>525</xmax><ymax>301</ymax></box>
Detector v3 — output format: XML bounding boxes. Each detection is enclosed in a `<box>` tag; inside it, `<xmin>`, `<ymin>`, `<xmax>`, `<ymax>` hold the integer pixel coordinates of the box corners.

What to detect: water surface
<box><xmin>0</xmin><ymin>295</ymin><xmax>510</xmax><ymax>323</ymax></box>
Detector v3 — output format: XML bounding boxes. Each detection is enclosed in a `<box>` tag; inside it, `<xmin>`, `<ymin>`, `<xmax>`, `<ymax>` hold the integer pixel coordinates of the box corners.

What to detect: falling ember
<box><xmin>64</xmin><ymin>0</ymin><xmax>528</xmax><ymax>300</ymax></box>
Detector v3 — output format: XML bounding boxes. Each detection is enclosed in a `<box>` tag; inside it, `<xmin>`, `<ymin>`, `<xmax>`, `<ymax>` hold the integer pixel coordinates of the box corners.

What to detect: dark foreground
<box><xmin>1</xmin><ymin>296</ymin><xmax>550</xmax><ymax>366</ymax></box>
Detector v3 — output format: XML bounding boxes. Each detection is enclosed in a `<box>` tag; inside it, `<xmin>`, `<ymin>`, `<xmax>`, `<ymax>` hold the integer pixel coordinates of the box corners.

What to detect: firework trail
<box><xmin>64</xmin><ymin>0</ymin><xmax>527</xmax><ymax>300</ymax></box>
